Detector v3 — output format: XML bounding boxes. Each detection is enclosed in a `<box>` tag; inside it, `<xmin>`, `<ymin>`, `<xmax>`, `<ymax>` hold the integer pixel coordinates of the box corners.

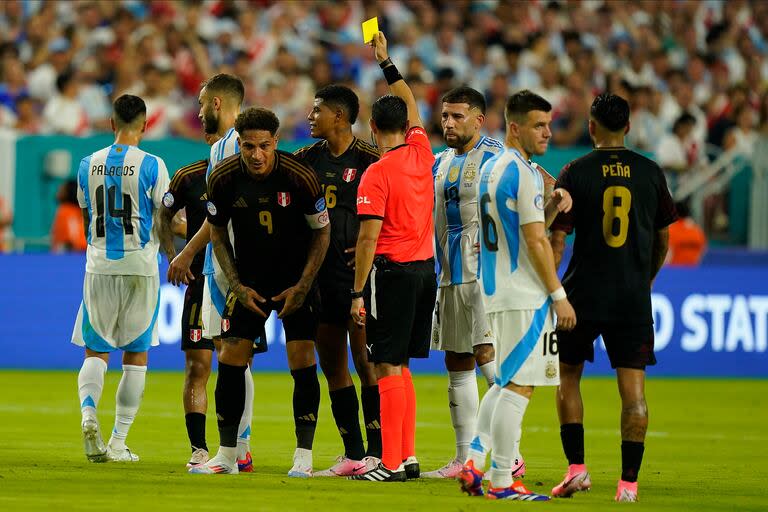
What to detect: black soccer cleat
<box><xmin>348</xmin><ymin>461</ymin><xmax>406</xmax><ymax>482</ymax></box>
<box><xmin>403</xmin><ymin>456</ymin><xmax>420</xmax><ymax>479</ymax></box>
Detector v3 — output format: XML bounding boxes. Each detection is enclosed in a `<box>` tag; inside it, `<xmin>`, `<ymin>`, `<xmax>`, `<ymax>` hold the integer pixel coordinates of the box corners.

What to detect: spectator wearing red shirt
<box><xmin>667</xmin><ymin>201</ymin><xmax>707</xmax><ymax>266</ymax></box>
<box><xmin>350</xmin><ymin>32</ymin><xmax>436</xmax><ymax>482</ymax></box>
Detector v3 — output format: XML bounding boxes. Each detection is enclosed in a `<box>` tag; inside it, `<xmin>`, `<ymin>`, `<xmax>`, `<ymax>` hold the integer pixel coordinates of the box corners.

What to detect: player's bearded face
<box><xmin>442</xmin><ymin>103</ymin><xmax>481</xmax><ymax>149</ymax></box>
<box><xmin>198</xmin><ymin>89</ymin><xmax>219</xmax><ymax>135</ymax></box>
<box><xmin>240</xmin><ymin>129</ymin><xmax>277</xmax><ymax>177</ymax></box>
<box><xmin>520</xmin><ymin>110</ymin><xmax>553</xmax><ymax>156</ymax></box>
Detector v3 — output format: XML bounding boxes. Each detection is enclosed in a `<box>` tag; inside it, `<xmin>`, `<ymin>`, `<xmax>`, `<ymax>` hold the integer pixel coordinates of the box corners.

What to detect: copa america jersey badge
<box><xmin>342</xmin><ymin>168</ymin><xmax>357</xmax><ymax>182</ymax></box>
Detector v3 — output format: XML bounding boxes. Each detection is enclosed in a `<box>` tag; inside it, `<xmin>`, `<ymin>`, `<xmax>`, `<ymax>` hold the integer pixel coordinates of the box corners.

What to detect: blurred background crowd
<box><xmin>1</xmin><ymin>0</ymin><xmax>768</xmax><ymax>254</ymax></box>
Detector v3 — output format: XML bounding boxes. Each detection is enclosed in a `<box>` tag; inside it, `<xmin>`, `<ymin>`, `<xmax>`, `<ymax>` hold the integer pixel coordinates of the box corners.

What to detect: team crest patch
<box><xmin>221</xmin><ymin>319</ymin><xmax>230</xmax><ymax>332</ymax></box>
<box><xmin>342</xmin><ymin>168</ymin><xmax>357</xmax><ymax>182</ymax></box>
<box><xmin>162</xmin><ymin>192</ymin><xmax>174</xmax><ymax>208</ymax></box>
<box><xmin>463</xmin><ymin>167</ymin><xmax>476</xmax><ymax>182</ymax></box>
<box><xmin>277</xmin><ymin>192</ymin><xmax>291</xmax><ymax>207</ymax></box>
<box><xmin>534</xmin><ymin>194</ymin><xmax>544</xmax><ymax>210</ymax></box>
<box><xmin>545</xmin><ymin>361</ymin><xmax>558</xmax><ymax>379</ymax></box>
<box><xmin>206</xmin><ymin>201</ymin><xmax>217</xmax><ymax>216</ymax></box>
<box><xmin>189</xmin><ymin>329</ymin><xmax>202</xmax><ymax>342</ymax></box>
<box><xmin>448</xmin><ymin>166</ymin><xmax>460</xmax><ymax>182</ymax></box>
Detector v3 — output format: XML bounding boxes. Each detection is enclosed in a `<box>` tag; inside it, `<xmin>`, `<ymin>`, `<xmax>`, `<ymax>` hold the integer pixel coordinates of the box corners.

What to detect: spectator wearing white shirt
<box><xmin>42</xmin><ymin>70</ymin><xmax>89</xmax><ymax>136</ymax></box>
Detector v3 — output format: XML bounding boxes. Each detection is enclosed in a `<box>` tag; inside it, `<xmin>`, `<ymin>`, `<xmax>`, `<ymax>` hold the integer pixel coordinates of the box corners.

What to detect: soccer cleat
<box><xmin>403</xmin><ymin>455</ymin><xmax>420</xmax><ymax>479</ymax></box>
<box><xmin>458</xmin><ymin>460</ymin><xmax>485</xmax><ymax>497</ymax></box>
<box><xmin>423</xmin><ymin>458</ymin><xmax>463</xmax><ymax>478</ymax></box>
<box><xmin>188</xmin><ymin>452</ymin><xmax>239</xmax><ymax>474</ymax></box>
<box><xmin>237</xmin><ymin>451</ymin><xmax>253</xmax><ymax>473</ymax></box>
<box><xmin>487</xmin><ymin>480</ymin><xmax>551</xmax><ymax>501</ymax></box>
<box><xmin>615</xmin><ymin>480</ymin><xmax>638</xmax><ymax>502</ymax></box>
<box><xmin>82</xmin><ymin>418</ymin><xmax>108</xmax><ymax>463</ymax></box>
<box><xmin>106</xmin><ymin>445</ymin><xmax>139</xmax><ymax>462</ymax></box>
<box><xmin>186</xmin><ymin>448</ymin><xmax>210</xmax><ymax>468</ymax></box>
<box><xmin>348</xmin><ymin>461</ymin><xmax>406</xmax><ymax>481</ymax></box>
<box><xmin>512</xmin><ymin>455</ymin><xmax>527</xmax><ymax>479</ymax></box>
<box><xmin>287</xmin><ymin>448</ymin><xmax>313</xmax><ymax>478</ymax></box>
<box><xmin>314</xmin><ymin>455</ymin><xmax>365</xmax><ymax>477</ymax></box>
<box><xmin>551</xmin><ymin>464</ymin><xmax>592</xmax><ymax>498</ymax></box>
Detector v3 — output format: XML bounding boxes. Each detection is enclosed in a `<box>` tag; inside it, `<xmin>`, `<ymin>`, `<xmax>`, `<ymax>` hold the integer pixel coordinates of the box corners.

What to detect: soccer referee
<box><xmin>349</xmin><ymin>32</ymin><xmax>436</xmax><ymax>482</ymax></box>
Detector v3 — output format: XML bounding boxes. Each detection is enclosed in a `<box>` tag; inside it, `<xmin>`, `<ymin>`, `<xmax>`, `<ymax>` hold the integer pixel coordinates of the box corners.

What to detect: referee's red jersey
<box><xmin>357</xmin><ymin>127</ymin><xmax>435</xmax><ymax>263</ymax></box>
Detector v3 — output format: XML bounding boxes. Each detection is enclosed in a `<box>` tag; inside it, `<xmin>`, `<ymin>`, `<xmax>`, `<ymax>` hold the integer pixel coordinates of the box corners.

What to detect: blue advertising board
<box><xmin>0</xmin><ymin>254</ymin><xmax>766</xmax><ymax>377</ymax></box>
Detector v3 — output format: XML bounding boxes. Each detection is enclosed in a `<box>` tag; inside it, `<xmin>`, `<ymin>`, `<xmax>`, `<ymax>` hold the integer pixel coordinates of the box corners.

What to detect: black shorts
<box><xmin>557</xmin><ymin>320</ymin><xmax>656</xmax><ymax>370</ymax></box>
<box><xmin>181</xmin><ymin>277</ymin><xmax>215</xmax><ymax>351</ymax></box>
<box><xmin>364</xmin><ymin>257</ymin><xmax>437</xmax><ymax>365</ymax></box>
<box><xmin>317</xmin><ymin>280</ymin><xmax>352</xmax><ymax>326</ymax></box>
<box><xmin>221</xmin><ymin>287</ymin><xmax>319</xmax><ymax>351</ymax></box>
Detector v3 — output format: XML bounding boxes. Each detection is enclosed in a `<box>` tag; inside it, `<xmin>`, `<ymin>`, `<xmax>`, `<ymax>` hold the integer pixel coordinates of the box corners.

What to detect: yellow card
<box><xmin>362</xmin><ymin>17</ymin><xmax>378</xmax><ymax>43</ymax></box>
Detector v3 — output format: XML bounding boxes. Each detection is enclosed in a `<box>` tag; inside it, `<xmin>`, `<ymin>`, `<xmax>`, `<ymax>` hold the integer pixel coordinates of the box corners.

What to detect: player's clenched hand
<box><xmin>233</xmin><ymin>283</ymin><xmax>268</xmax><ymax>318</ymax></box>
<box><xmin>167</xmin><ymin>249</ymin><xmax>195</xmax><ymax>286</ymax></box>
<box><xmin>369</xmin><ymin>32</ymin><xmax>389</xmax><ymax>63</ymax></box>
<box><xmin>350</xmin><ymin>297</ymin><xmax>366</xmax><ymax>328</ymax></box>
<box><xmin>551</xmin><ymin>188</ymin><xmax>573</xmax><ymax>213</ymax></box>
<box><xmin>344</xmin><ymin>246</ymin><xmax>356</xmax><ymax>267</ymax></box>
<box><xmin>272</xmin><ymin>285</ymin><xmax>308</xmax><ymax>318</ymax></box>
<box><xmin>553</xmin><ymin>298</ymin><xmax>577</xmax><ymax>331</ymax></box>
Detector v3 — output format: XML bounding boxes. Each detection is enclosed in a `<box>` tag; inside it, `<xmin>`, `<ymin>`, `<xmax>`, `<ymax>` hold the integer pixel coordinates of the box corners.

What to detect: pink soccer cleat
<box><xmin>315</xmin><ymin>456</ymin><xmax>366</xmax><ymax>477</ymax></box>
<box><xmin>551</xmin><ymin>464</ymin><xmax>591</xmax><ymax>498</ymax></box>
<box><xmin>615</xmin><ymin>480</ymin><xmax>638</xmax><ymax>502</ymax></box>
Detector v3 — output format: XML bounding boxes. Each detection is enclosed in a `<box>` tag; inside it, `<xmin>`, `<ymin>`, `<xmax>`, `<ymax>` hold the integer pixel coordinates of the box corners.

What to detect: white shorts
<box><xmin>490</xmin><ymin>301</ymin><xmax>560</xmax><ymax>387</ymax></box>
<box><xmin>431</xmin><ymin>281</ymin><xmax>495</xmax><ymax>353</ymax></box>
<box><xmin>202</xmin><ymin>270</ymin><xmax>229</xmax><ymax>338</ymax></box>
<box><xmin>71</xmin><ymin>273</ymin><xmax>160</xmax><ymax>352</ymax></box>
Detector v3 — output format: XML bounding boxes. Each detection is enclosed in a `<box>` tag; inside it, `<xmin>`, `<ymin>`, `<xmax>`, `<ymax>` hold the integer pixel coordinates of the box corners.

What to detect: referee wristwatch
<box><xmin>350</xmin><ymin>289</ymin><xmax>364</xmax><ymax>299</ymax></box>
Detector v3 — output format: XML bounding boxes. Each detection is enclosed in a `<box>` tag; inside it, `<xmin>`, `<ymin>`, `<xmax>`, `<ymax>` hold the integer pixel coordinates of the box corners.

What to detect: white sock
<box><xmin>448</xmin><ymin>370</ymin><xmax>479</xmax><ymax>461</ymax></box>
<box><xmin>78</xmin><ymin>357</ymin><xmax>107</xmax><ymax>424</ymax></box>
<box><xmin>489</xmin><ymin>388</ymin><xmax>529</xmax><ymax>489</ymax></box>
<box><xmin>466</xmin><ymin>383</ymin><xmax>501</xmax><ymax>471</ymax></box>
<box><xmin>108</xmin><ymin>364</ymin><xmax>146</xmax><ymax>451</ymax></box>
<box><xmin>216</xmin><ymin>445</ymin><xmax>238</xmax><ymax>465</ymax></box>
<box><xmin>236</xmin><ymin>365</ymin><xmax>254</xmax><ymax>460</ymax></box>
<box><xmin>478</xmin><ymin>361</ymin><xmax>495</xmax><ymax>388</ymax></box>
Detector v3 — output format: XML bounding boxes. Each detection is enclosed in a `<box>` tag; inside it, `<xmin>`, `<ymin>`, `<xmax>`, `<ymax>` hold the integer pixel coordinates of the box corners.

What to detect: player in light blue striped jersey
<box><xmin>72</xmin><ymin>95</ymin><xmax>174</xmax><ymax>463</ymax></box>
<box><xmin>458</xmin><ymin>91</ymin><xmax>575</xmax><ymax>500</ymax></box>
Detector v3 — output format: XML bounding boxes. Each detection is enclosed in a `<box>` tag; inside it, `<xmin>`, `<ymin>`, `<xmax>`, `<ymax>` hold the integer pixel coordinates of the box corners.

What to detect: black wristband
<box><xmin>379</xmin><ymin>58</ymin><xmax>393</xmax><ymax>69</ymax></box>
<box><xmin>350</xmin><ymin>289</ymin><xmax>364</xmax><ymax>299</ymax></box>
<box><xmin>382</xmin><ymin>63</ymin><xmax>403</xmax><ymax>85</ymax></box>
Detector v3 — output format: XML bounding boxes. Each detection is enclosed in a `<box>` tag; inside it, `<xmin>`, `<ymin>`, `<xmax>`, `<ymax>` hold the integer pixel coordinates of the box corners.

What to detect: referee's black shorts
<box><xmin>364</xmin><ymin>256</ymin><xmax>437</xmax><ymax>365</ymax></box>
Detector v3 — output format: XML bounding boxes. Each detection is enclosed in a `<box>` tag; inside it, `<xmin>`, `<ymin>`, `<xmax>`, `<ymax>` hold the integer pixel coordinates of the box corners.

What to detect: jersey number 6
<box><xmin>480</xmin><ymin>193</ymin><xmax>499</xmax><ymax>252</ymax></box>
<box><xmin>602</xmin><ymin>186</ymin><xmax>631</xmax><ymax>248</ymax></box>
<box><xmin>95</xmin><ymin>184</ymin><xmax>133</xmax><ymax>238</ymax></box>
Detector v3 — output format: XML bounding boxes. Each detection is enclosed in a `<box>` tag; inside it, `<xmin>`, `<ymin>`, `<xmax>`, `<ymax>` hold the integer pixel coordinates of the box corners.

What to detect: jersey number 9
<box><xmin>259</xmin><ymin>210</ymin><xmax>273</xmax><ymax>234</ymax></box>
<box><xmin>602</xmin><ymin>186</ymin><xmax>631</xmax><ymax>248</ymax></box>
<box><xmin>95</xmin><ymin>184</ymin><xmax>133</xmax><ymax>238</ymax></box>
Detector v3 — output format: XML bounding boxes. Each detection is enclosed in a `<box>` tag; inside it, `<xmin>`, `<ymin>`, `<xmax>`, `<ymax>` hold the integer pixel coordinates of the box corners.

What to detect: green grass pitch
<box><xmin>0</xmin><ymin>370</ymin><xmax>765</xmax><ymax>511</ymax></box>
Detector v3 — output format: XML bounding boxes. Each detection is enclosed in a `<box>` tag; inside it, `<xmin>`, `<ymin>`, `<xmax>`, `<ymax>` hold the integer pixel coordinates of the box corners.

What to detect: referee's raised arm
<box><xmin>369</xmin><ymin>31</ymin><xmax>422</xmax><ymax>129</ymax></box>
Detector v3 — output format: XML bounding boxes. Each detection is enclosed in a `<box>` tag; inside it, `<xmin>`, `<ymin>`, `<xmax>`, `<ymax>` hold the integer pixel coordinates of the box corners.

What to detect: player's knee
<box><xmin>622</xmin><ymin>399</ymin><xmax>648</xmax><ymax>420</ymax></box>
<box><xmin>186</xmin><ymin>358</ymin><xmax>211</xmax><ymax>382</ymax></box>
<box><xmin>473</xmin><ymin>343</ymin><xmax>494</xmax><ymax>365</ymax></box>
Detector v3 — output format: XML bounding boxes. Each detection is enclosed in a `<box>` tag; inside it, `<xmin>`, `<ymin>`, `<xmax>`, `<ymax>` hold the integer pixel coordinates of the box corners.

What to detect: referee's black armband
<box><xmin>382</xmin><ymin>64</ymin><xmax>403</xmax><ymax>85</ymax></box>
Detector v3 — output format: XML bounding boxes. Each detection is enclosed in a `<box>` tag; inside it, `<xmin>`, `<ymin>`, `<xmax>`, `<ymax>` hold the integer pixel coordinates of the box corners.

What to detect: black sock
<box><xmin>361</xmin><ymin>385</ymin><xmax>382</xmax><ymax>458</ymax></box>
<box><xmin>330</xmin><ymin>385</ymin><xmax>365</xmax><ymax>460</ymax></box>
<box><xmin>621</xmin><ymin>441</ymin><xmax>645</xmax><ymax>482</ymax></box>
<box><xmin>560</xmin><ymin>423</ymin><xmax>585</xmax><ymax>465</ymax></box>
<box><xmin>214</xmin><ymin>362</ymin><xmax>246</xmax><ymax>448</ymax></box>
<box><xmin>291</xmin><ymin>365</ymin><xmax>320</xmax><ymax>450</ymax></box>
<box><xmin>185</xmin><ymin>412</ymin><xmax>207</xmax><ymax>452</ymax></box>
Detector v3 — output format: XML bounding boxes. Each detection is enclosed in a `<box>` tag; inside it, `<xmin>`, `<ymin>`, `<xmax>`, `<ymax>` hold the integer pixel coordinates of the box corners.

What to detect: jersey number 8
<box><xmin>602</xmin><ymin>186</ymin><xmax>631</xmax><ymax>248</ymax></box>
<box><xmin>95</xmin><ymin>184</ymin><xmax>133</xmax><ymax>238</ymax></box>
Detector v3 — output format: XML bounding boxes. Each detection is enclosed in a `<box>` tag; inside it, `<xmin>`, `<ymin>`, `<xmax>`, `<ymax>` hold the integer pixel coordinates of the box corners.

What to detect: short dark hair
<box><xmin>371</xmin><ymin>94</ymin><xmax>408</xmax><ymax>133</ymax></box>
<box><xmin>590</xmin><ymin>93</ymin><xmax>630</xmax><ymax>132</ymax></box>
<box><xmin>201</xmin><ymin>73</ymin><xmax>245</xmax><ymax>106</ymax></box>
<box><xmin>442</xmin><ymin>86</ymin><xmax>486</xmax><ymax>114</ymax></box>
<box><xmin>235</xmin><ymin>107</ymin><xmax>280</xmax><ymax>136</ymax></box>
<box><xmin>64</xmin><ymin>179</ymin><xmax>79</xmax><ymax>205</ymax></box>
<box><xmin>505</xmin><ymin>90</ymin><xmax>551</xmax><ymax>122</ymax></box>
<box><xmin>315</xmin><ymin>84</ymin><xmax>360</xmax><ymax>124</ymax></box>
<box><xmin>113</xmin><ymin>94</ymin><xmax>147</xmax><ymax>126</ymax></box>
<box><xmin>672</xmin><ymin>112</ymin><xmax>697</xmax><ymax>133</ymax></box>
<box><xmin>56</xmin><ymin>70</ymin><xmax>75</xmax><ymax>92</ymax></box>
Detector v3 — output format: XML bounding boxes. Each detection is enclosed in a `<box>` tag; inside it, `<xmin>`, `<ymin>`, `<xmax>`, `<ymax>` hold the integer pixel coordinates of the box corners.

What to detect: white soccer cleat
<box><xmin>186</xmin><ymin>448</ymin><xmax>210</xmax><ymax>468</ymax></box>
<box><xmin>422</xmin><ymin>457</ymin><xmax>463</xmax><ymax>478</ymax></box>
<box><xmin>106</xmin><ymin>445</ymin><xmax>139</xmax><ymax>462</ymax></box>
<box><xmin>82</xmin><ymin>418</ymin><xmax>108</xmax><ymax>463</ymax></box>
<box><xmin>188</xmin><ymin>452</ymin><xmax>239</xmax><ymax>474</ymax></box>
<box><xmin>314</xmin><ymin>455</ymin><xmax>365</xmax><ymax>477</ymax></box>
<box><xmin>287</xmin><ymin>448</ymin><xmax>313</xmax><ymax>478</ymax></box>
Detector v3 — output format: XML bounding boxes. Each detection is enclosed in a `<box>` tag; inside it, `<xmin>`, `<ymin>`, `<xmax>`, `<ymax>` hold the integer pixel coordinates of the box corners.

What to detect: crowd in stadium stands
<box><xmin>1</xmin><ymin>0</ymin><xmax>767</xmax><ymax>240</ymax></box>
